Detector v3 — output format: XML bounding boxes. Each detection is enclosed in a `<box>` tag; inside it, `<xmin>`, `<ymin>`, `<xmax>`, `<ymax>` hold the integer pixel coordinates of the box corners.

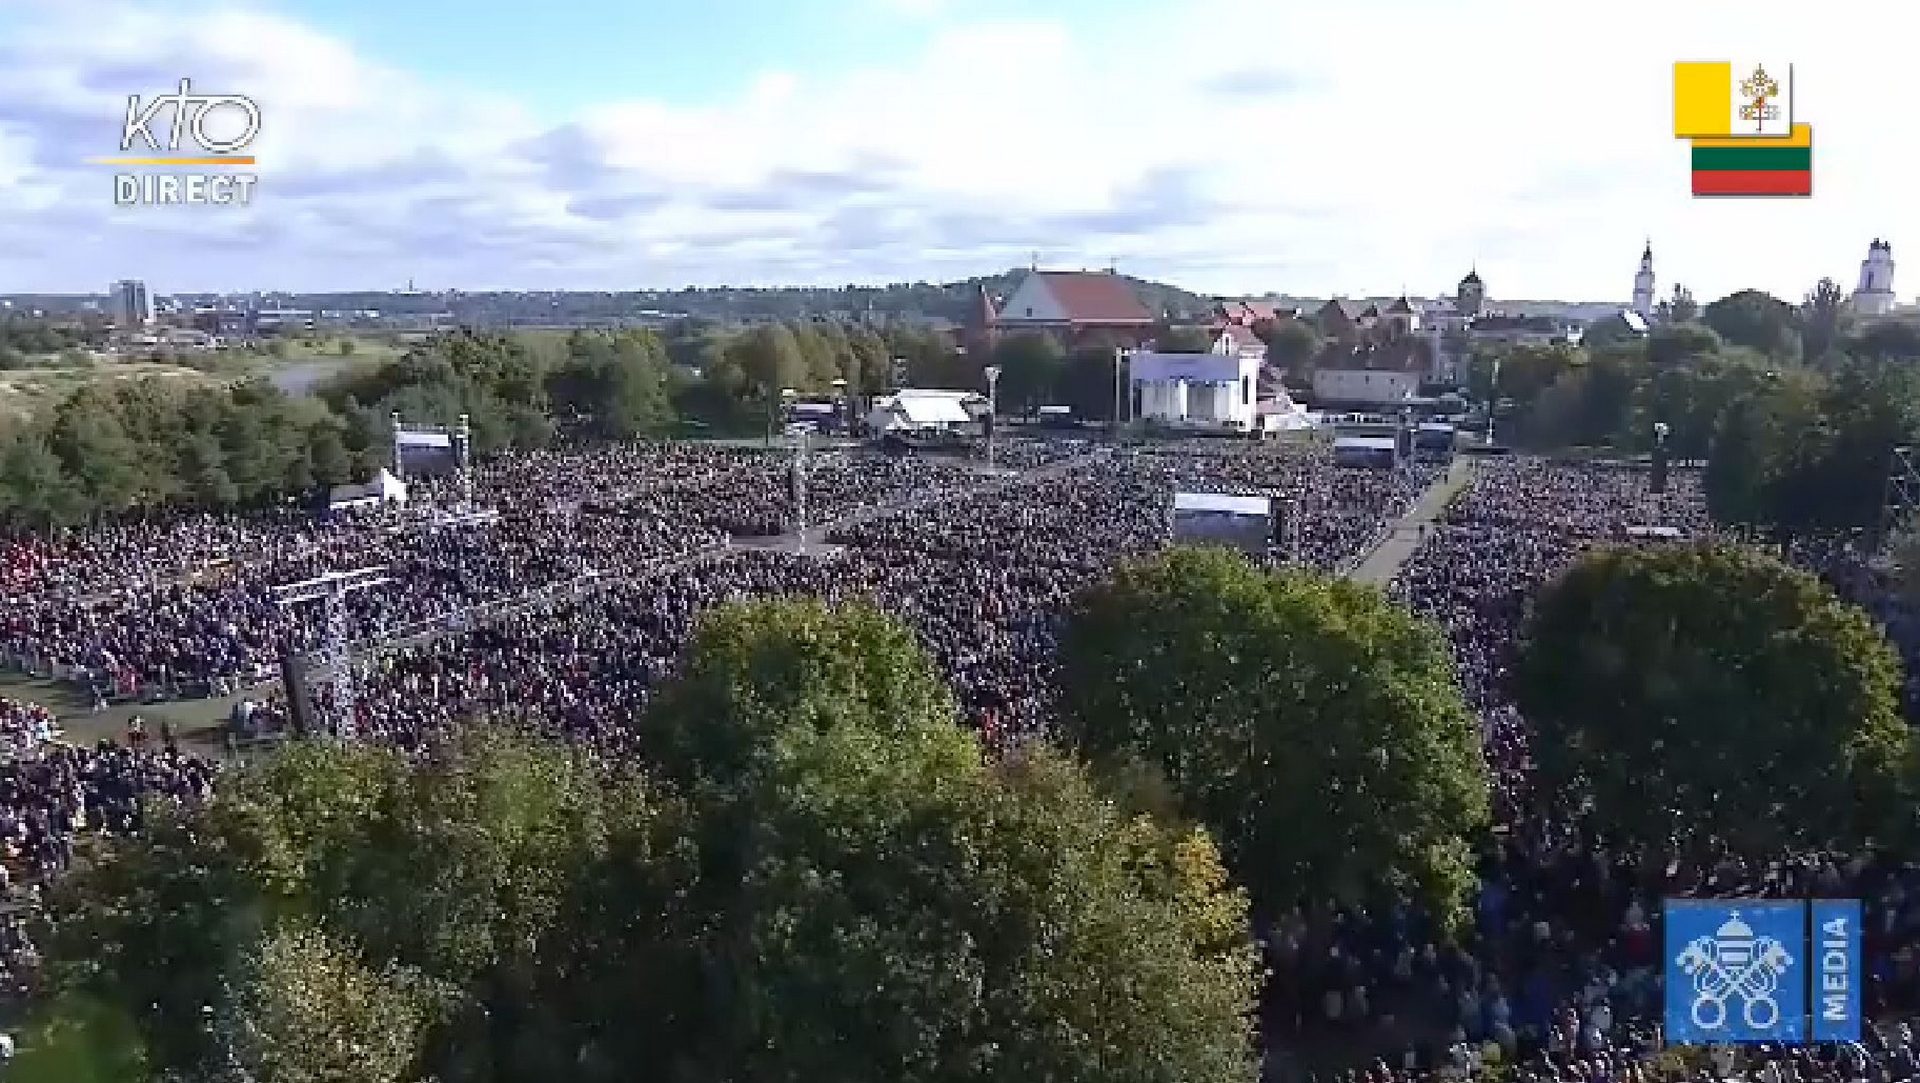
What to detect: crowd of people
<box><xmin>243</xmin><ymin>440</ymin><xmax>1433</xmax><ymax>747</ymax></box>
<box><xmin>0</xmin><ymin>697</ymin><xmax>216</xmax><ymax>1019</ymax></box>
<box><xmin>1290</xmin><ymin>457</ymin><xmax>1920</xmax><ymax>1083</ymax></box>
<box><xmin>5</xmin><ymin>438</ymin><xmax>1920</xmax><ymax>1082</ymax></box>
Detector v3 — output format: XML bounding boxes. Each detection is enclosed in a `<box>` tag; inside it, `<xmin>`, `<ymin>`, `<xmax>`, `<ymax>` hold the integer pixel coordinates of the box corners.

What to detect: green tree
<box><xmin>1702</xmin><ymin>288</ymin><xmax>1801</xmax><ymax>360</ymax></box>
<box><xmin>212</xmin><ymin>923</ymin><xmax>449</xmax><ymax>1083</ymax></box>
<box><xmin>1154</xmin><ymin>325</ymin><xmax>1216</xmax><ymax>353</ymax></box>
<box><xmin>1257</xmin><ymin>318</ymin><xmax>1322</xmax><ymax>379</ymax></box>
<box><xmin>179</xmin><ymin>430</ymin><xmax>239</xmax><ymax>506</ymax></box>
<box><xmin>50</xmin><ymin>732</ymin><xmax>697</xmax><ymax>1083</ymax></box>
<box><xmin>0</xmin><ymin>435</ymin><xmax>79</xmax><ymax>526</ymax></box>
<box><xmin>1849</xmin><ymin>318</ymin><xmax>1920</xmax><ymax>363</ymax></box>
<box><xmin>989</xmin><ymin>332</ymin><xmax>1066</xmax><ymax>414</ymax></box>
<box><xmin>1053</xmin><ymin>346</ymin><xmax>1125</xmax><ymax>422</ymax></box>
<box><xmin>1801</xmin><ymin>277</ymin><xmax>1850</xmax><ymax>364</ymax></box>
<box><xmin>1057</xmin><ymin>547</ymin><xmax>1489</xmax><ymax>919</ymax></box>
<box><xmin>46</xmin><ymin>388</ymin><xmax>143</xmax><ymax>512</ymax></box>
<box><xmin>1580</xmin><ymin>314</ymin><xmax>1639</xmax><ymax>351</ymax></box>
<box><xmin>648</xmin><ymin>597</ymin><xmax>1261</xmax><ymax>1083</ymax></box>
<box><xmin>1645</xmin><ymin>322</ymin><xmax>1722</xmax><ymax>366</ymax></box>
<box><xmin>736</xmin><ymin>323</ymin><xmax>807</xmax><ymax>433</ymax></box>
<box><xmin>1515</xmin><ymin>545</ymin><xmax>1910</xmax><ymax>860</ymax></box>
<box><xmin>640</xmin><ymin>597</ymin><xmax>958</xmax><ymax>796</ymax></box>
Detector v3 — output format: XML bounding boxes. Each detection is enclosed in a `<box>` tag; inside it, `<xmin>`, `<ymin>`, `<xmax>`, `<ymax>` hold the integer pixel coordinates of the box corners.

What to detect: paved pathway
<box><xmin>1345</xmin><ymin>456</ymin><xmax>1475</xmax><ymax>587</ymax></box>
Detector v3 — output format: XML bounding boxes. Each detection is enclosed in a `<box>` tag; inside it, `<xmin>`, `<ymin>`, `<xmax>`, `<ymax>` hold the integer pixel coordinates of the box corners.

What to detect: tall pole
<box><xmin>793</xmin><ymin>429</ymin><xmax>810</xmax><ymax>553</ymax></box>
<box><xmin>390</xmin><ymin>411</ymin><xmax>404</xmax><ymax>479</ymax></box>
<box><xmin>984</xmin><ymin>365</ymin><xmax>1002</xmax><ymax>469</ymax></box>
<box><xmin>1112</xmin><ymin>346</ymin><xmax>1124</xmax><ymax>434</ymax></box>
<box><xmin>457</xmin><ymin>412</ymin><xmax>473</xmax><ymax>510</ymax></box>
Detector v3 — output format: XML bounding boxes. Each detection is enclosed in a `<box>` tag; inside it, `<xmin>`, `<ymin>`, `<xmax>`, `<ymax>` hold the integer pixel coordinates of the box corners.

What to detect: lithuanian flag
<box><xmin>1691</xmin><ymin>122</ymin><xmax>1812</xmax><ymax>197</ymax></box>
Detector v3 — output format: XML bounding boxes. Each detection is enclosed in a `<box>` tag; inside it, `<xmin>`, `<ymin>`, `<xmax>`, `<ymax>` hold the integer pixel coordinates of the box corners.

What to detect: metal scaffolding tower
<box><xmin>271</xmin><ymin>565</ymin><xmax>390</xmax><ymax>739</ymax></box>
<box><xmin>1271</xmin><ymin>497</ymin><xmax>1301</xmax><ymax>566</ymax></box>
<box><xmin>790</xmin><ymin>429</ymin><xmax>811</xmax><ymax>553</ymax></box>
<box><xmin>1883</xmin><ymin>445</ymin><xmax>1920</xmax><ymax>550</ymax></box>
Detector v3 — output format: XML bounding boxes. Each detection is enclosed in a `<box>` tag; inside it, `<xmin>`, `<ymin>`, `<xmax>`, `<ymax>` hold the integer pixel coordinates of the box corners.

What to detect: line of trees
<box><xmin>0</xmin><ymin>316</ymin><xmax>1150</xmax><ymax>528</ymax></box>
<box><xmin>1468</xmin><ymin>285</ymin><xmax>1920</xmax><ymax>538</ymax></box>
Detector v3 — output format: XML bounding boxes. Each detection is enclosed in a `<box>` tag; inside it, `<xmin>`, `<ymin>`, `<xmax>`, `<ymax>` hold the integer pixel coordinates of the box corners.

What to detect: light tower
<box><xmin>983</xmin><ymin>364</ymin><xmax>1002</xmax><ymax>468</ymax></box>
<box><xmin>1854</xmin><ymin>239</ymin><xmax>1897</xmax><ymax>316</ymax></box>
<box><xmin>1633</xmin><ymin>242</ymin><xmax>1656</xmax><ymax>320</ymax></box>
<box><xmin>271</xmin><ymin>565</ymin><xmax>390</xmax><ymax>740</ymax></box>
<box><xmin>789</xmin><ymin>428</ymin><xmax>810</xmax><ymax>553</ymax></box>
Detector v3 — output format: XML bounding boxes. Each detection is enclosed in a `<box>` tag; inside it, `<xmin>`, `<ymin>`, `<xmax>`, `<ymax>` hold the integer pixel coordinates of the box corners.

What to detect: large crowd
<box><xmin>2</xmin><ymin>438</ymin><xmax>1920</xmax><ymax>1082</ymax></box>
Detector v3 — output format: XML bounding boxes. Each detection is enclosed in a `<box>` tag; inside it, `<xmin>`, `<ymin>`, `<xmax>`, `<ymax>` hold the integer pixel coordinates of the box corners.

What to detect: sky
<box><xmin>0</xmin><ymin>0</ymin><xmax>1913</xmax><ymax>302</ymax></box>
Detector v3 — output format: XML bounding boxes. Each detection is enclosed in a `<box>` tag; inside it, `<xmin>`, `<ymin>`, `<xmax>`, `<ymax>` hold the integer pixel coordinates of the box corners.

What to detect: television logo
<box><xmin>93</xmin><ymin>78</ymin><xmax>260</xmax><ymax>207</ymax></box>
<box><xmin>1664</xmin><ymin>899</ymin><xmax>1862</xmax><ymax>1045</ymax></box>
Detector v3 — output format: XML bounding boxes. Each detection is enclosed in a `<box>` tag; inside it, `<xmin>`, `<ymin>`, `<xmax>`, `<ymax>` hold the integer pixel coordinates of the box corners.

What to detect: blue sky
<box><xmin>0</xmin><ymin>0</ymin><xmax>1914</xmax><ymax>302</ymax></box>
<box><xmin>274</xmin><ymin>0</ymin><xmax>939</xmax><ymax>111</ymax></box>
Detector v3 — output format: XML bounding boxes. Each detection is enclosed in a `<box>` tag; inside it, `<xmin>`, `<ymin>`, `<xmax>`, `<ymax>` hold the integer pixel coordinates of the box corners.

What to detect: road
<box><xmin>1344</xmin><ymin>456</ymin><xmax>1475</xmax><ymax>587</ymax></box>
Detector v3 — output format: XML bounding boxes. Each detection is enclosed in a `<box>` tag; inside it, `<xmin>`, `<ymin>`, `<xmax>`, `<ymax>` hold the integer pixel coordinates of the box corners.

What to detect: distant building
<box><xmin>1456</xmin><ymin>268</ymin><xmax>1487</xmax><ymax>317</ymax></box>
<box><xmin>110</xmin><ymin>279</ymin><xmax>154</xmax><ymax>330</ymax></box>
<box><xmin>1854</xmin><ymin>239</ymin><xmax>1897</xmax><ymax>316</ymax></box>
<box><xmin>1632</xmin><ymin>243</ymin><xmax>1656</xmax><ymax>319</ymax></box>
<box><xmin>1213</xmin><ymin>298</ymin><xmax>1295</xmax><ymax>326</ymax></box>
<box><xmin>986</xmin><ymin>270</ymin><xmax>1158</xmax><ymax>349</ymax></box>
<box><xmin>1130</xmin><ymin>350</ymin><xmax>1263</xmax><ymax>431</ymax></box>
<box><xmin>252</xmin><ymin>308</ymin><xmax>316</xmax><ymax>334</ymax></box>
<box><xmin>1211</xmin><ymin>324</ymin><xmax>1267</xmax><ymax>361</ymax></box>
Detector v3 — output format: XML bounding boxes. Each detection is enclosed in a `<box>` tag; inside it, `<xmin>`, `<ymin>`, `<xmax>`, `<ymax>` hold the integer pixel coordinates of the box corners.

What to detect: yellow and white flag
<box><xmin>1674</xmin><ymin>61</ymin><xmax>1794</xmax><ymax>138</ymax></box>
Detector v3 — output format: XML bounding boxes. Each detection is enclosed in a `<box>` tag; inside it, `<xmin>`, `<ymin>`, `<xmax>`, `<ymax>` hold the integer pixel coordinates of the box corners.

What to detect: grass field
<box><xmin>0</xmin><ymin>334</ymin><xmax>407</xmax><ymax>422</ymax></box>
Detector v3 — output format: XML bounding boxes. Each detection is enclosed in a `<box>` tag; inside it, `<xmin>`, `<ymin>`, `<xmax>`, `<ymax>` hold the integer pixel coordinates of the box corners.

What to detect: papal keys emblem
<box><xmin>1675</xmin><ymin>911</ymin><xmax>1796</xmax><ymax>1031</ymax></box>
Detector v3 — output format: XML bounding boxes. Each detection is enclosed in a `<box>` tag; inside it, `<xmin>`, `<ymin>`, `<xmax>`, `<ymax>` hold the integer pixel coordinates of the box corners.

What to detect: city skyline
<box><xmin>0</xmin><ymin>0</ymin><xmax>1914</xmax><ymax>301</ymax></box>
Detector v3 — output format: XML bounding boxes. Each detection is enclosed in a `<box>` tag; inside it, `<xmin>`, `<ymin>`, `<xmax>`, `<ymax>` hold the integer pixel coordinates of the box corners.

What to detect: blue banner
<box><xmin>1666</xmin><ymin>899</ymin><xmax>1808</xmax><ymax>1045</ymax></box>
<box><xmin>1810</xmin><ymin>899</ymin><xmax>1863</xmax><ymax>1042</ymax></box>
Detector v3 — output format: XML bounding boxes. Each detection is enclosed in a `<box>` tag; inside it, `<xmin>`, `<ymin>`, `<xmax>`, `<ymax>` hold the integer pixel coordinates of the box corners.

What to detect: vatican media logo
<box><xmin>1664</xmin><ymin>899</ymin><xmax>1861</xmax><ymax>1045</ymax></box>
<box><xmin>92</xmin><ymin>78</ymin><xmax>260</xmax><ymax>207</ymax></box>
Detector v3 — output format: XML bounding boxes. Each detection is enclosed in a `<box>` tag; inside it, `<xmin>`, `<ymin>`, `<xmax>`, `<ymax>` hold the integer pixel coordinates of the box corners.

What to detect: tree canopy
<box><xmin>1514</xmin><ymin>544</ymin><xmax>1911</xmax><ymax>860</ymax></box>
<box><xmin>1702</xmin><ymin>289</ymin><xmax>1801</xmax><ymax>360</ymax></box>
<box><xmin>50</xmin><ymin>599</ymin><xmax>1261</xmax><ymax>1083</ymax></box>
<box><xmin>1056</xmin><ymin>546</ymin><xmax>1490</xmax><ymax>921</ymax></box>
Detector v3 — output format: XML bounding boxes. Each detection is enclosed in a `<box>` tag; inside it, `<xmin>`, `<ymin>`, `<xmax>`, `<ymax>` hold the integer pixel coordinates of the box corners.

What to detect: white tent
<box><xmin>866</xmin><ymin>389</ymin><xmax>980</xmax><ymax>432</ymax></box>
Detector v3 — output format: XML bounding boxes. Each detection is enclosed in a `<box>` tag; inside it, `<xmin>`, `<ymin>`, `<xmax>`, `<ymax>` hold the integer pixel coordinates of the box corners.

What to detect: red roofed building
<box><xmin>1213</xmin><ymin>298</ymin><xmax>1290</xmax><ymax>326</ymax></box>
<box><xmin>988</xmin><ymin>270</ymin><xmax>1159</xmax><ymax>348</ymax></box>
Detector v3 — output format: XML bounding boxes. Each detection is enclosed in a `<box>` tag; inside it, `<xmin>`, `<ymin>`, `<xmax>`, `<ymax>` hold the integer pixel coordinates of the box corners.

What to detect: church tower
<box><xmin>1853</xmin><ymin>239</ymin><xmax>1897</xmax><ymax>316</ymax></box>
<box><xmin>1457</xmin><ymin>267</ymin><xmax>1486</xmax><ymax>316</ymax></box>
<box><xmin>1632</xmin><ymin>242</ymin><xmax>1656</xmax><ymax>319</ymax></box>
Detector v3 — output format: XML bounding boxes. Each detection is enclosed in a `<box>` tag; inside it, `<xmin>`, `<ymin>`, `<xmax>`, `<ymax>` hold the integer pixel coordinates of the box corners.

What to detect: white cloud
<box><xmin>0</xmin><ymin>0</ymin><xmax>1913</xmax><ymax>303</ymax></box>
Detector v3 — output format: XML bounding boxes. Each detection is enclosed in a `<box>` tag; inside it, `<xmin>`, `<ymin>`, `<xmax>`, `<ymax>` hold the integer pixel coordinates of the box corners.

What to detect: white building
<box><xmin>110</xmin><ymin>279</ymin><xmax>153</xmax><ymax>330</ymax></box>
<box><xmin>1632</xmin><ymin>243</ymin><xmax>1656</xmax><ymax>319</ymax></box>
<box><xmin>1854</xmin><ymin>239</ymin><xmax>1897</xmax><ymax>316</ymax></box>
<box><xmin>1129</xmin><ymin>350</ymin><xmax>1263</xmax><ymax>431</ymax></box>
